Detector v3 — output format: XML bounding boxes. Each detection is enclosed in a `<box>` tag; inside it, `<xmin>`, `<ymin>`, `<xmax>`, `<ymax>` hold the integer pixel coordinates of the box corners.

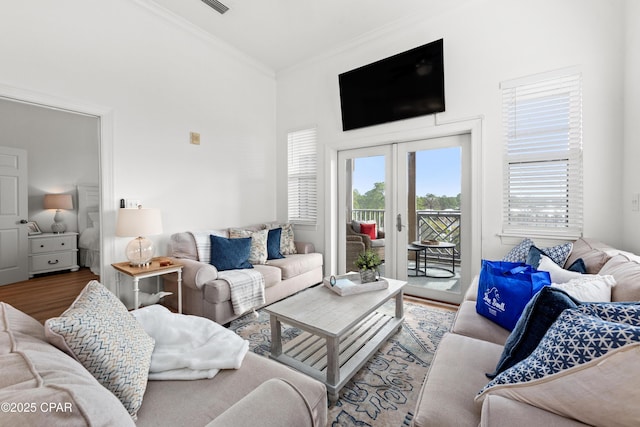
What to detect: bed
<box><xmin>77</xmin><ymin>184</ymin><xmax>101</xmax><ymax>276</ymax></box>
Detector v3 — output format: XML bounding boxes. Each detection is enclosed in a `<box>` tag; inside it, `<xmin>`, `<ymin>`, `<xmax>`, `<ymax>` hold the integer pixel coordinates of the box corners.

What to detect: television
<box><xmin>338</xmin><ymin>38</ymin><xmax>445</xmax><ymax>131</ymax></box>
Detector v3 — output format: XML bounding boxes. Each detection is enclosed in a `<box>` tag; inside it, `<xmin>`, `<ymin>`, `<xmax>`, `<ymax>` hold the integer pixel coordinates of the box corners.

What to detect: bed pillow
<box><xmin>44</xmin><ymin>281</ymin><xmax>154</xmax><ymax>419</ymax></box>
<box><xmin>266</xmin><ymin>227</ymin><xmax>285</xmax><ymax>260</ymax></box>
<box><xmin>552</xmin><ymin>275</ymin><xmax>616</xmax><ymax>302</ymax></box>
<box><xmin>210</xmin><ymin>235</ymin><xmax>253</xmax><ymax>271</ymax></box>
<box><xmin>487</xmin><ymin>286</ymin><xmax>580</xmax><ymax>378</ymax></box>
<box><xmin>476</xmin><ymin>305</ymin><xmax>640</xmax><ymax>427</ymax></box>
<box><xmin>229</xmin><ymin>228</ymin><xmax>268</xmax><ymax>264</ymax></box>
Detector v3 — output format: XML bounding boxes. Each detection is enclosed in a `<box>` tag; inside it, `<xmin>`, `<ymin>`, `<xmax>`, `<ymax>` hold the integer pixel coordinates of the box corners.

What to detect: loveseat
<box><xmin>164</xmin><ymin>223</ymin><xmax>323</xmax><ymax>325</ymax></box>
<box><xmin>413</xmin><ymin>237</ymin><xmax>640</xmax><ymax>427</ymax></box>
<box><xmin>0</xmin><ymin>287</ymin><xmax>328</xmax><ymax>426</ymax></box>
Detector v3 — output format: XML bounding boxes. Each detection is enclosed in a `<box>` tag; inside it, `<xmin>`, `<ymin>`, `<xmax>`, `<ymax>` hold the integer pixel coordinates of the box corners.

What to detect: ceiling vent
<box><xmin>201</xmin><ymin>0</ymin><xmax>229</xmax><ymax>14</ymax></box>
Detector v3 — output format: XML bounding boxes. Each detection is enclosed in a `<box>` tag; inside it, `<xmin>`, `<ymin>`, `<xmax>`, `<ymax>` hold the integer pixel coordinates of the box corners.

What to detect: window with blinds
<box><xmin>287</xmin><ymin>127</ymin><xmax>317</xmax><ymax>224</ymax></box>
<box><xmin>502</xmin><ymin>71</ymin><xmax>583</xmax><ymax>238</ymax></box>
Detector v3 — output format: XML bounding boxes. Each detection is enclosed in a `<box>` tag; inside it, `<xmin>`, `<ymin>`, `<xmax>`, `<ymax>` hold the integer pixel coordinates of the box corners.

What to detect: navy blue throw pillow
<box><xmin>209</xmin><ymin>235</ymin><xmax>253</xmax><ymax>271</ymax></box>
<box><xmin>267</xmin><ymin>228</ymin><xmax>285</xmax><ymax>260</ymax></box>
<box><xmin>486</xmin><ymin>286</ymin><xmax>580</xmax><ymax>378</ymax></box>
<box><xmin>525</xmin><ymin>245</ymin><xmax>545</xmax><ymax>268</ymax></box>
<box><xmin>566</xmin><ymin>257</ymin><xmax>587</xmax><ymax>274</ymax></box>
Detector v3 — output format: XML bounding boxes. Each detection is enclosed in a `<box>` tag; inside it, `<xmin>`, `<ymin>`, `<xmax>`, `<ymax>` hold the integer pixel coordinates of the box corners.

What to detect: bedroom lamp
<box><xmin>115</xmin><ymin>206</ymin><xmax>163</xmax><ymax>267</ymax></box>
<box><xmin>43</xmin><ymin>194</ymin><xmax>74</xmax><ymax>233</ymax></box>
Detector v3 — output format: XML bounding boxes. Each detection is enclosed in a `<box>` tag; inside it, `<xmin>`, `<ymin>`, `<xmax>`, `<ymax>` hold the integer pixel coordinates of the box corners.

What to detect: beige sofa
<box><xmin>413</xmin><ymin>238</ymin><xmax>640</xmax><ymax>427</ymax></box>
<box><xmin>164</xmin><ymin>224</ymin><xmax>323</xmax><ymax>325</ymax></box>
<box><xmin>0</xmin><ymin>301</ymin><xmax>328</xmax><ymax>427</ymax></box>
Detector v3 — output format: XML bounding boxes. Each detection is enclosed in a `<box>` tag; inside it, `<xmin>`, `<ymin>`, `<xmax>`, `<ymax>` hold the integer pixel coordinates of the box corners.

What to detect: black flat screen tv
<box><xmin>339</xmin><ymin>38</ymin><xmax>445</xmax><ymax>131</ymax></box>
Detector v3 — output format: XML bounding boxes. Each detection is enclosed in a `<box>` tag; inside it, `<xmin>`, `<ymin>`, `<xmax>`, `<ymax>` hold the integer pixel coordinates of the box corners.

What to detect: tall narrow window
<box><xmin>502</xmin><ymin>70</ymin><xmax>583</xmax><ymax>238</ymax></box>
<box><xmin>287</xmin><ymin>127</ymin><xmax>317</xmax><ymax>225</ymax></box>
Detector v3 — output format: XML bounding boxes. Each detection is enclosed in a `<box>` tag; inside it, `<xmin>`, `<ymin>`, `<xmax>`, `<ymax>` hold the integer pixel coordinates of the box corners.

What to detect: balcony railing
<box><xmin>352</xmin><ymin>209</ymin><xmax>460</xmax><ymax>265</ymax></box>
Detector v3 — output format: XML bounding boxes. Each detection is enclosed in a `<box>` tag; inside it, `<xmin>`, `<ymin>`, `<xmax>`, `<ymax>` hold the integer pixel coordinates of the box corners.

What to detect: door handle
<box><xmin>19</xmin><ymin>219</ymin><xmax>28</xmax><ymax>224</ymax></box>
<box><xmin>396</xmin><ymin>214</ymin><xmax>406</xmax><ymax>232</ymax></box>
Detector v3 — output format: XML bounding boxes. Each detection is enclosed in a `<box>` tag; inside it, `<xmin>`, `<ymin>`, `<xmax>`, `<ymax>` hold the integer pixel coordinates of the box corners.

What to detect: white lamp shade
<box><xmin>44</xmin><ymin>194</ymin><xmax>73</xmax><ymax>210</ymax></box>
<box><xmin>115</xmin><ymin>208</ymin><xmax>163</xmax><ymax>237</ymax></box>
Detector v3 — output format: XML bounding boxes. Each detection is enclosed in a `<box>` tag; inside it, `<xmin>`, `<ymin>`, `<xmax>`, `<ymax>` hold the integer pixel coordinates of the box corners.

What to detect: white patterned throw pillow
<box><xmin>229</xmin><ymin>228</ymin><xmax>268</xmax><ymax>264</ymax></box>
<box><xmin>503</xmin><ymin>238</ymin><xmax>572</xmax><ymax>266</ymax></box>
<box><xmin>45</xmin><ymin>281</ymin><xmax>154</xmax><ymax>419</ymax></box>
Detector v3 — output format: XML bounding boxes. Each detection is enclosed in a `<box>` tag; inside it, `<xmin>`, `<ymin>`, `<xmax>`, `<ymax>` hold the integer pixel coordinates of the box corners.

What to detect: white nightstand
<box><xmin>28</xmin><ymin>232</ymin><xmax>79</xmax><ymax>277</ymax></box>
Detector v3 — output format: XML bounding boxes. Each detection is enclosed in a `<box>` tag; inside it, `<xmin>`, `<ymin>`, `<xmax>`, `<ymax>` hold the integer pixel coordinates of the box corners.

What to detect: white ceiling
<box><xmin>148</xmin><ymin>0</ymin><xmax>471</xmax><ymax>72</ymax></box>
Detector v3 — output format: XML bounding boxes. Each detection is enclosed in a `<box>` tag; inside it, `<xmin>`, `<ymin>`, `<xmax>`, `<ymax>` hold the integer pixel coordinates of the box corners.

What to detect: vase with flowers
<box><xmin>355</xmin><ymin>249</ymin><xmax>382</xmax><ymax>283</ymax></box>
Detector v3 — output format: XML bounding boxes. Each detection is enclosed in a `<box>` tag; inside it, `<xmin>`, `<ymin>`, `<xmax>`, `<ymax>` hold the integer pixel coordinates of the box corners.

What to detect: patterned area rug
<box><xmin>229</xmin><ymin>300</ymin><xmax>456</xmax><ymax>427</ymax></box>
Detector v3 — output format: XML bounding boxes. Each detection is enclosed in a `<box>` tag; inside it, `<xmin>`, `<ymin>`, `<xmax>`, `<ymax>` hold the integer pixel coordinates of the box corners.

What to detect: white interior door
<box><xmin>0</xmin><ymin>146</ymin><xmax>28</xmax><ymax>285</ymax></box>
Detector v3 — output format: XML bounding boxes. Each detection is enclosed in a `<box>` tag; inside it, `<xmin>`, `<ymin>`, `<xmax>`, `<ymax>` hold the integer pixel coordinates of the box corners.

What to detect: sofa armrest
<box><xmin>205</xmin><ymin>378</ymin><xmax>316</xmax><ymax>427</ymax></box>
<box><xmin>481</xmin><ymin>395</ymin><xmax>590</xmax><ymax>427</ymax></box>
<box><xmin>295</xmin><ymin>241</ymin><xmax>315</xmax><ymax>254</ymax></box>
<box><xmin>170</xmin><ymin>257</ymin><xmax>218</xmax><ymax>290</ymax></box>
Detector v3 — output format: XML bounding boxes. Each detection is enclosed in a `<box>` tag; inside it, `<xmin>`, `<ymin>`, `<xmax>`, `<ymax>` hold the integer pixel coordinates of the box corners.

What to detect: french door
<box><xmin>338</xmin><ymin>133</ymin><xmax>473</xmax><ymax>304</ymax></box>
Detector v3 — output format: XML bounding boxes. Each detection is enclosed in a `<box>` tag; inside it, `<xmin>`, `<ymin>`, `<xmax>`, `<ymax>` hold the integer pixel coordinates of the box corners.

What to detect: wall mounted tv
<box><xmin>339</xmin><ymin>38</ymin><xmax>445</xmax><ymax>131</ymax></box>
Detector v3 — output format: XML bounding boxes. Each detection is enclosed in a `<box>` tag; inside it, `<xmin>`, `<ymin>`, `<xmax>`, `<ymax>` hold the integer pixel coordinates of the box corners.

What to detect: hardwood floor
<box><xmin>0</xmin><ymin>268</ymin><xmax>99</xmax><ymax>324</ymax></box>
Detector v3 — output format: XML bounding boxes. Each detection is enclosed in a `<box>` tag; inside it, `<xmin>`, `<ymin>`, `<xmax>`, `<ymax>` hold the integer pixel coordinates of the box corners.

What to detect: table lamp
<box><xmin>43</xmin><ymin>194</ymin><xmax>74</xmax><ymax>233</ymax></box>
<box><xmin>115</xmin><ymin>206</ymin><xmax>163</xmax><ymax>267</ymax></box>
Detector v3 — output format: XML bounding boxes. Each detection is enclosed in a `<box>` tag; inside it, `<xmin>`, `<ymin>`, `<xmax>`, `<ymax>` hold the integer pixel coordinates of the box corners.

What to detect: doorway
<box><xmin>338</xmin><ymin>133</ymin><xmax>475</xmax><ymax>304</ymax></box>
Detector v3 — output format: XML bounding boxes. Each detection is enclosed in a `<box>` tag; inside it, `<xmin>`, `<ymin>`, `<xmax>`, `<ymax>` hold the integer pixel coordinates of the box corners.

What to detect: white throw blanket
<box><xmin>131</xmin><ymin>305</ymin><xmax>249</xmax><ymax>380</ymax></box>
<box><xmin>190</xmin><ymin>230</ymin><xmax>266</xmax><ymax>315</ymax></box>
<box><xmin>218</xmin><ymin>269</ymin><xmax>266</xmax><ymax>315</ymax></box>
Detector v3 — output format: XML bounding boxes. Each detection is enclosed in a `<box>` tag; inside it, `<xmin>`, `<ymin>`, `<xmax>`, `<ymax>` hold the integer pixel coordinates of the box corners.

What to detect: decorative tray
<box><xmin>323</xmin><ymin>272</ymin><xmax>389</xmax><ymax>296</ymax></box>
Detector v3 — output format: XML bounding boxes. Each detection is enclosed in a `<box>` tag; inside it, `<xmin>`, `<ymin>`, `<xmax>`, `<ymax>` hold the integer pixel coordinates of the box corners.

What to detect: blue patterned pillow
<box><xmin>210</xmin><ymin>234</ymin><xmax>253</xmax><ymax>271</ymax></box>
<box><xmin>479</xmin><ymin>304</ymin><xmax>640</xmax><ymax>396</ymax></box>
<box><xmin>487</xmin><ymin>286</ymin><xmax>580</xmax><ymax>378</ymax></box>
<box><xmin>45</xmin><ymin>281</ymin><xmax>154</xmax><ymax>419</ymax></box>
<box><xmin>504</xmin><ymin>238</ymin><xmax>572</xmax><ymax>266</ymax></box>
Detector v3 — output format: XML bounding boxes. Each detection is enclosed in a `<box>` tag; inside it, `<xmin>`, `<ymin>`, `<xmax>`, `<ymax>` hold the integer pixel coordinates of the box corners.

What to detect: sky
<box><xmin>352</xmin><ymin>147</ymin><xmax>461</xmax><ymax>197</ymax></box>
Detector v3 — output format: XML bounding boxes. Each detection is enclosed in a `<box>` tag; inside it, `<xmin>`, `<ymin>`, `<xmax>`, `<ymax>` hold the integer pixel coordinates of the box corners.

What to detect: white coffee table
<box><xmin>264</xmin><ymin>277</ymin><xmax>406</xmax><ymax>403</ymax></box>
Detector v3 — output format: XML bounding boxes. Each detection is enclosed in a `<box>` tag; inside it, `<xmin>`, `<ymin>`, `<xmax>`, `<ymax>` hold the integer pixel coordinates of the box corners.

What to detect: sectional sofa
<box><xmin>413</xmin><ymin>237</ymin><xmax>640</xmax><ymax>427</ymax></box>
<box><xmin>164</xmin><ymin>223</ymin><xmax>323</xmax><ymax>325</ymax></box>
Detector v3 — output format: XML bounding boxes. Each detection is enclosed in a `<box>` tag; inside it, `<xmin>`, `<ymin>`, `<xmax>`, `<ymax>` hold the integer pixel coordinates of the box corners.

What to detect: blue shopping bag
<box><xmin>476</xmin><ymin>260</ymin><xmax>551</xmax><ymax>331</ymax></box>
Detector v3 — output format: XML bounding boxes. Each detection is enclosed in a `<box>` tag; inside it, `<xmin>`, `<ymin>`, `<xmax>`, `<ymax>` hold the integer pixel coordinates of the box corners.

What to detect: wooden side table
<box><xmin>111</xmin><ymin>258</ymin><xmax>183</xmax><ymax>313</ymax></box>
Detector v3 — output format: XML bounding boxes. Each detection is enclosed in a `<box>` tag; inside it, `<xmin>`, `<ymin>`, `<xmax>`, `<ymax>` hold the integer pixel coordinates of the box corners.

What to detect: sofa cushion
<box><xmin>44</xmin><ymin>281</ymin><xmax>154</xmax><ymax>419</ymax></box>
<box><xmin>537</xmin><ymin>254</ymin><xmax>584</xmax><ymax>283</ymax></box>
<box><xmin>360</xmin><ymin>222</ymin><xmax>377</xmax><ymax>240</ymax></box>
<box><xmin>136</xmin><ymin>352</ymin><xmax>327</xmax><ymax>427</ymax></box>
<box><xmin>452</xmin><ymin>300</ymin><xmax>511</xmax><ymax>345</ymax></box>
<box><xmin>0</xmin><ymin>302</ymin><xmax>135</xmax><ymax>426</ymax></box>
<box><xmin>413</xmin><ymin>333</ymin><xmax>504</xmax><ymax>427</ymax></box>
<box><xmin>599</xmin><ymin>254</ymin><xmax>640</xmax><ymax>301</ymax></box>
<box><xmin>266</xmin><ymin>253</ymin><xmax>323</xmax><ymax>280</ymax></box>
<box><xmin>480</xmin><ymin>395</ymin><xmax>592</xmax><ymax>427</ymax></box>
<box><xmin>488</xmin><ymin>286</ymin><xmax>580</xmax><ymax>378</ymax></box>
<box><xmin>476</xmin><ymin>306</ymin><xmax>640</xmax><ymax>427</ymax></box>
<box><xmin>229</xmin><ymin>228</ymin><xmax>268</xmax><ymax>265</ymax></box>
<box><xmin>210</xmin><ymin>235</ymin><xmax>253</xmax><ymax>271</ymax></box>
<box><xmin>264</xmin><ymin>222</ymin><xmax>298</xmax><ymax>255</ymax></box>
<box><xmin>564</xmin><ymin>237</ymin><xmax>612</xmax><ymax>273</ymax></box>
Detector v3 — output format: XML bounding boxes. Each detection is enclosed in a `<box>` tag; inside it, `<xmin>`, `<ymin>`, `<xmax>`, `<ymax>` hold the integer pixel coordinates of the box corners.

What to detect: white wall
<box><xmin>0</xmin><ymin>99</ymin><xmax>99</xmax><ymax>233</ymax></box>
<box><xmin>623</xmin><ymin>0</ymin><xmax>640</xmax><ymax>254</ymax></box>
<box><xmin>276</xmin><ymin>0</ymin><xmax>627</xmax><ymax>271</ymax></box>
<box><xmin>0</xmin><ymin>0</ymin><xmax>277</xmax><ymax>289</ymax></box>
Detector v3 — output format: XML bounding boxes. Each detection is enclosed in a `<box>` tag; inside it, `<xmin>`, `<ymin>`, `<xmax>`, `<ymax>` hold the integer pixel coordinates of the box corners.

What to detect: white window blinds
<box><xmin>287</xmin><ymin>127</ymin><xmax>317</xmax><ymax>224</ymax></box>
<box><xmin>502</xmin><ymin>71</ymin><xmax>583</xmax><ymax>237</ymax></box>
